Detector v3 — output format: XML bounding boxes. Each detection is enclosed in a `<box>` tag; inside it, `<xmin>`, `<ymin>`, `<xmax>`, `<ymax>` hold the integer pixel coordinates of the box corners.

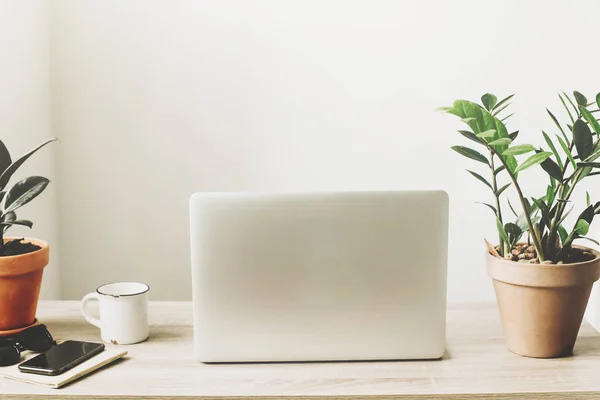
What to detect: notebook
<box><xmin>0</xmin><ymin>348</ymin><xmax>127</xmax><ymax>389</ymax></box>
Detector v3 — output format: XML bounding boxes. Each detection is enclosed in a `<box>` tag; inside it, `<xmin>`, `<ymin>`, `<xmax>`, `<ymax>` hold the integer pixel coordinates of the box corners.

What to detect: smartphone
<box><xmin>18</xmin><ymin>340</ymin><xmax>105</xmax><ymax>376</ymax></box>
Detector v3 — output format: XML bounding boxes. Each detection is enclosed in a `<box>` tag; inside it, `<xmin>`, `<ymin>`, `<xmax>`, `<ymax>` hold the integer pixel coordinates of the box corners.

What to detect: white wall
<box><xmin>49</xmin><ymin>0</ymin><xmax>600</xmax><ymax>301</ymax></box>
<box><xmin>0</xmin><ymin>1</ymin><xmax>60</xmax><ymax>299</ymax></box>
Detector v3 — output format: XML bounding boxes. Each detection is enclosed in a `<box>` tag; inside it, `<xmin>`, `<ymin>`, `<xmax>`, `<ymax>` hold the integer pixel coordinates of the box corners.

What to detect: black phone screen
<box><xmin>19</xmin><ymin>340</ymin><xmax>105</xmax><ymax>375</ymax></box>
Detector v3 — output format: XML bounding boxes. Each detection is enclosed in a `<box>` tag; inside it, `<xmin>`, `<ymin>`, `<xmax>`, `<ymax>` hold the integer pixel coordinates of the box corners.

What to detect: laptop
<box><xmin>189</xmin><ymin>190</ymin><xmax>449</xmax><ymax>362</ymax></box>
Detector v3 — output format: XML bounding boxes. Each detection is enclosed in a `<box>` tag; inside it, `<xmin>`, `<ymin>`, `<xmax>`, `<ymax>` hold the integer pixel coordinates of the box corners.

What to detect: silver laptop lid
<box><xmin>190</xmin><ymin>190</ymin><xmax>449</xmax><ymax>362</ymax></box>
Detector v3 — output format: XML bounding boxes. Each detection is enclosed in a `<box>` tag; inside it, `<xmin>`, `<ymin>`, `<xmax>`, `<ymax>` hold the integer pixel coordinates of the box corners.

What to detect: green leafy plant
<box><xmin>0</xmin><ymin>138</ymin><xmax>58</xmax><ymax>255</ymax></box>
<box><xmin>439</xmin><ymin>92</ymin><xmax>600</xmax><ymax>263</ymax></box>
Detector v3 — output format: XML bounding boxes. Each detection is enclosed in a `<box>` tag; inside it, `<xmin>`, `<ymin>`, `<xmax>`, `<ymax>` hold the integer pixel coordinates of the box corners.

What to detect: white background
<box><xmin>4</xmin><ymin>1</ymin><xmax>600</xmax><ymax>302</ymax></box>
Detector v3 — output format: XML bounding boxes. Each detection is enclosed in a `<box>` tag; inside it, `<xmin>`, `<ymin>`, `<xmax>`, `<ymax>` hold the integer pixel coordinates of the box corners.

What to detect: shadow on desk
<box><xmin>203</xmin><ymin>349</ymin><xmax>451</xmax><ymax>365</ymax></box>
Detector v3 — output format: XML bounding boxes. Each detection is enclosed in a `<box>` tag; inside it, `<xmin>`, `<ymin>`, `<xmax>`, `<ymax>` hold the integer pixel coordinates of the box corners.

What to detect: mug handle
<box><xmin>80</xmin><ymin>293</ymin><xmax>101</xmax><ymax>328</ymax></box>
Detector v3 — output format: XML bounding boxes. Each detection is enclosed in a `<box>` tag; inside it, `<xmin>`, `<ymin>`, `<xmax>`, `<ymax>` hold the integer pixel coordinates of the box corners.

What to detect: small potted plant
<box><xmin>0</xmin><ymin>138</ymin><xmax>57</xmax><ymax>334</ymax></box>
<box><xmin>439</xmin><ymin>91</ymin><xmax>600</xmax><ymax>358</ymax></box>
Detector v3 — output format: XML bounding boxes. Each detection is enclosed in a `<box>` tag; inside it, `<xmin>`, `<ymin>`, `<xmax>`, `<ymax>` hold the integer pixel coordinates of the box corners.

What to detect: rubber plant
<box><xmin>439</xmin><ymin>91</ymin><xmax>600</xmax><ymax>264</ymax></box>
<box><xmin>0</xmin><ymin>137</ymin><xmax>57</xmax><ymax>333</ymax></box>
<box><xmin>439</xmin><ymin>91</ymin><xmax>600</xmax><ymax>358</ymax></box>
<box><xmin>0</xmin><ymin>138</ymin><xmax>58</xmax><ymax>256</ymax></box>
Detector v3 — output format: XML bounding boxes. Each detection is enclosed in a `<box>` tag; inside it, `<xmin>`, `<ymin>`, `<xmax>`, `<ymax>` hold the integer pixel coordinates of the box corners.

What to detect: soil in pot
<box><xmin>0</xmin><ymin>238</ymin><xmax>42</xmax><ymax>256</ymax></box>
<box><xmin>497</xmin><ymin>243</ymin><xmax>595</xmax><ymax>264</ymax></box>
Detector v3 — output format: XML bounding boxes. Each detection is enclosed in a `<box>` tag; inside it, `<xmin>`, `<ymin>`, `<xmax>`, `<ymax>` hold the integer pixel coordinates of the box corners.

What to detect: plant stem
<box><xmin>489</xmin><ymin>151</ymin><xmax>506</xmax><ymax>256</ymax></box>
<box><xmin>547</xmin><ymin>136</ymin><xmax>600</xmax><ymax>260</ymax></box>
<box><xmin>487</xmin><ymin>146</ymin><xmax>546</xmax><ymax>262</ymax></box>
<box><xmin>548</xmin><ymin>169</ymin><xmax>583</xmax><ymax>253</ymax></box>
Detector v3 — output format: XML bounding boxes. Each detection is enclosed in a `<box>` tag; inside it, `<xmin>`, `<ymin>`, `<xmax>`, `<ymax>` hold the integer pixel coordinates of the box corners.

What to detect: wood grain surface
<box><xmin>1</xmin><ymin>301</ymin><xmax>600</xmax><ymax>399</ymax></box>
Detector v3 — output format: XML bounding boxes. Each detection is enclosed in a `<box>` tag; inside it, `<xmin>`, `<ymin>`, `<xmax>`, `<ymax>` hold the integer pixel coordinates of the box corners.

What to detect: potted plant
<box><xmin>0</xmin><ymin>138</ymin><xmax>57</xmax><ymax>334</ymax></box>
<box><xmin>439</xmin><ymin>91</ymin><xmax>600</xmax><ymax>358</ymax></box>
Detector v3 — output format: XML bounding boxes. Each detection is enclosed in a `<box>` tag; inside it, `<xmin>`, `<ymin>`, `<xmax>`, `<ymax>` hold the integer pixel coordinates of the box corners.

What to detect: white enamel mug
<box><xmin>80</xmin><ymin>282</ymin><xmax>150</xmax><ymax>345</ymax></box>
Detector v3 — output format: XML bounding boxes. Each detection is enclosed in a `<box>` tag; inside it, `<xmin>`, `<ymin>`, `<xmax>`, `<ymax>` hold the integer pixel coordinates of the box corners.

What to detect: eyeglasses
<box><xmin>0</xmin><ymin>324</ymin><xmax>56</xmax><ymax>366</ymax></box>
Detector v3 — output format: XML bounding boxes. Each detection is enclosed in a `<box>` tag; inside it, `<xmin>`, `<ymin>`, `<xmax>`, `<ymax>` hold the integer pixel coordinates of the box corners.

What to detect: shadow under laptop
<box><xmin>203</xmin><ymin>349</ymin><xmax>451</xmax><ymax>365</ymax></box>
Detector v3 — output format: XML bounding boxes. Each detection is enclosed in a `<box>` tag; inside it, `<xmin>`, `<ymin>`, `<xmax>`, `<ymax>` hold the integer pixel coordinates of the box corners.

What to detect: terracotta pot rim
<box><xmin>486</xmin><ymin>243</ymin><xmax>600</xmax><ymax>288</ymax></box>
<box><xmin>486</xmin><ymin>243</ymin><xmax>600</xmax><ymax>269</ymax></box>
<box><xmin>0</xmin><ymin>237</ymin><xmax>49</xmax><ymax>260</ymax></box>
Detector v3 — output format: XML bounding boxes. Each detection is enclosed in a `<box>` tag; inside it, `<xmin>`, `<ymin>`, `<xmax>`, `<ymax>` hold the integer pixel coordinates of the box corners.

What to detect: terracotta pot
<box><xmin>0</xmin><ymin>238</ymin><xmax>49</xmax><ymax>332</ymax></box>
<box><xmin>486</xmin><ymin>244</ymin><xmax>600</xmax><ymax>358</ymax></box>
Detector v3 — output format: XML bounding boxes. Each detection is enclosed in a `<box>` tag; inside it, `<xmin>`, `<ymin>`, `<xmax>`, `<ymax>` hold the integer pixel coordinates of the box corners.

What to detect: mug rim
<box><xmin>96</xmin><ymin>281</ymin><xmax>150</xmax><ymax>297</ymax></box>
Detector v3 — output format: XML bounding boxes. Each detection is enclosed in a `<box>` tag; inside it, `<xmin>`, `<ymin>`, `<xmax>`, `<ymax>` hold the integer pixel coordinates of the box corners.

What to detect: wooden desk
<box><xmin>2</xmin><ymin>301</ymin><xmax>600</xmax><ymax>399</ymax></box>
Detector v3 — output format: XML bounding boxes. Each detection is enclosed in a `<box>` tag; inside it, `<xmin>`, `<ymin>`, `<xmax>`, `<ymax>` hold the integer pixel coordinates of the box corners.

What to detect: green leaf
<box><xmin>492</xmin><ymin>94</ymin><xmax>514</xmax><ymax>112</ymax></box>
<box><xmin>578</xmin><ymin>166</ymin><xmax>593</xmax><ymax>183</ymax></box>
<box><xmin>507</xmin><ymin>198</ymin><xmax>519</xmax><ymax>217</ymax></box>
<box><xmin>501</xmin><ymin>113</ymin><xmax>514</xmax><ymax>122</ymax></box>
<box><xmin>458</xmin><ymin>130</ymin><xmax>482</xmax><ymax>145</ymax></box>
<box><xmin>496</xmin><ymin>217</ymin><xmax>510</xmax><ymax>244</ymax></box>
<box><xmin>1</xmin><ymin>211</ymin><xmax>15</xmax><ymax>223</ymax></box>
<box><xmin>559</xmin><ymin>92</ymin><xmax>575</xmax><ymax>124</ymax></box>
<box><xmin>542</xmin><ymin>131</ymin><xmax>563</xmax><ymax>168</ymax></box>
<box><xmin>587</xmin><ymin>148</ymin><xmax>600</xmax><ymax>162</ymax></box>
<box><xmin>447</xmin><ymin>100</ymin><xmax>485</xmax><ymax>133</ymax></box>
<box><xmin>547</xmin><ymin>185</ymin><xmax>555</xmax><ymax>207</ymax></box>
<box><xmin>540</xmin><ymin>155</ymin><xmax>563</xmax><ymax>181</ymax></box>
<box><xmin>0</xmin><ymin>141</ymin><xmax>11</xmax><ymax>177</ymax></box>
<box><xmin>0</xmin><ymin>138</ymin><xmax>58</xmax><ymax>191</ymax></box>
<box><xmin>597</xmin><ymin>93</ymin><xmax>600</xmax><ymax>109</ymax></box>
<box><xmin>517</xmin><ymin>214</ymin><xmax>541</xmax><ymax>233</ymax></box>
<box><xmin>556</xmin><ymin>134</ymin><xmax>577</xmax><ymax>170</ymax></box>
<box><xmin>492</xmin><ymin>102</ymin><xmax>511</xmax><ymax>117</ymax></box>
<box><xmin>575</xmin><ymin>219</ymin><xmax>590</xmax><ymax>236</ymax></box>
<box><xmin>451</xmin><ymin>146</ymin><xmax>489</xmax><ymax>165</ymax></box>
<box><xmin>476</xmin><ymin>129</ymin><xmax>496</xmax><ymax>139</ymax></box>
<box><xmin>496</xmin><ymin>183</ymin><xmax>511</xmax><ymax>196</ymax></box>
<box><xmin>488</xmin><ymin>138</ymin><xmax>512</xmax><ymax>146</ymax></box>
<box><xmin>574</xmin><ymin>91</ymin><xmax>588</xmax><ymax>106</ymax></box>
<box><xmin>509</xmin><ymin>131</ymin><xmax>519</xmax><ymax>140</ymax></box>
<box><xmin>579</xmin><ymin>105</ymin><xmax>600</xmax><ymax>136</ymax></box>
<box><xmin>562</xmin><ymin>91</ymin><xmax>580</xmax><ymax>119</ymax></box>
<box><xmin>476</xmin><ymin>202</ymin><xmax>497</xmax><ymax>216</ymax></box>
<box><xmin>0</xmin><ymin>220</ymin><xmax>33</xmax><ymax>229</ymax></box>
<box><xmin>587</xmin><ymin>192</ymin><xmax>591</xmax><ymax>207</ymax></box>
<box><xmin>504</xmin><ymin>222</ymin><xmax>522</xmax><ymax>245</ymax></box>
<box><xmin>467</xmin><ymin>170</ymin><xmax>493</xmax><ymax>190</ymax></box>
<box><xmin>481</xmin><ymin>93</ymin><xmax>498</xmax><ymax>111</ymax></box>
<box><xmin>558</xmin><ymin>225</ymin><xmax>568</xmax><ymax>244</ymax></box>
<box><xmin>573</xmin><ymin>119</ymin><xmax>594</xmax><ymax>160</ymax></box>
<box><xmin>578</xmin><ymin>236</ymin><xmax>600</xmax><ymax>246</ymax></box>
<box><xmin>462</xmin><ymin>117</ymin><xmax>476</xmax><ymax>124</ymax></box>
<box><xmin>494</xmin><ymin>165</ymin><xmax>506</xmax><ymax>175</ymax></box>
<box><xmin>558</xmin><ymin>202</ymin><xmax>575</xmax><ymax>225</ymax></box>
<box><xmin>515</xmin><ymin>199</ymin><xmax>539</xmax><ymax>232</ymax></box>
<box><xmin>435</xmin><ymin>106</ymin><xmax>452</xmax><ymax>112</ymax></box>
<box><xmin>504</xmin><ymin>222</ymin><xmax>522</xmax><ymax>236</ymax></box>
<box><xmin>531</xmin><ymin>198</ymin><xmax>551</xmax><ymax>226</ymax></box>
<box><xmin>448</xmin><ymin>100</ymin><xmax>511</xmax><ymax>154</ymax></box>
<box><xmin>579</xmin><ymin>204</ymin><xmax>595</xmax><ymax>224</ymax></box>
<box><xmin>515</xmin><ymin>152</ymin><xmax>553</xmax><ymax>173</ymax></box>
<box><xmin>506</xmin><ymin>155</ymin><xmax>518</xmax><ymax>175</ymax></box>
<box><xmin>3</xmin><ymin>176</ymin><xmax>50</xmax><ymax>214</ymax></box>
<box><xmin>502</xmin><ymin>144</ymin><xmax>536</xmax><ymax>156</ymax></box>
<box><xmin>547</xmin><ymin>109</ymin><xmax>570</xmax><ymax>146</ymax></box>
<box><xmin>578</xmin><ymin>162</ymin><xmax>600</xmax><ymax>168</ymax></box>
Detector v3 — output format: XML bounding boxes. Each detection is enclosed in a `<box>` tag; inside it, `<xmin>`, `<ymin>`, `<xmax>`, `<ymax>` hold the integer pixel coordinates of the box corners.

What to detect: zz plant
<box><xmin>0</xmin><ymin>138</ymin><xmax>57</xmax><ymax>255</ymax></box>
<box><xmin>439</xmin><ymin>91</ymin><xmax>600</xmax><ymax>263</ymax></box>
